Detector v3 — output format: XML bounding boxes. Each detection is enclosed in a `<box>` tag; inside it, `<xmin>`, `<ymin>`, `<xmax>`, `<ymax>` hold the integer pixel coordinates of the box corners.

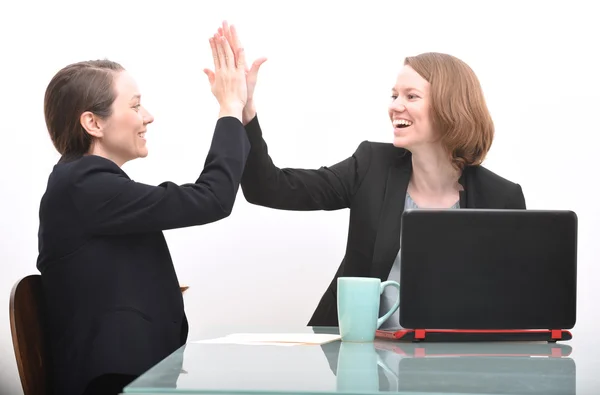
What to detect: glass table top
<box><xmin>123</xmin><ymin>326</ymin><xmax>599</xmax><ymax>394</ymax></box>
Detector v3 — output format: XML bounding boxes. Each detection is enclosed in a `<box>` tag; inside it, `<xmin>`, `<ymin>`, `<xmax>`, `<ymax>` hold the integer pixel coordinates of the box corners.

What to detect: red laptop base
<box><xmin>375</xmin><ymin>328</ymin><xmax>572</xmax><ymax>342</ymax></box>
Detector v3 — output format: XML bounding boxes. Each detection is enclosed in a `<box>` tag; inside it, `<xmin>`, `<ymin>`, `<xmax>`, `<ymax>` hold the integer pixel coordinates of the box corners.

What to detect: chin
<box><xmin>137</xmin><ymin>149</ymin><xmax>149</xmax><ymax>158</ymax></box>
<box><xmin>392</xmin><ymin>136</ymin><xmax>411</xmax><ymax>149</ymax></box>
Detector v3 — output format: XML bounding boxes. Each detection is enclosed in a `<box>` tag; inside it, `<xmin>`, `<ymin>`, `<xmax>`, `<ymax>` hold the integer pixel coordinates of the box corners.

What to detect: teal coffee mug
<box><xmin>337</xmin><ymin>277</ymin><xmax>400</xmax><ymax>342</ymax></box>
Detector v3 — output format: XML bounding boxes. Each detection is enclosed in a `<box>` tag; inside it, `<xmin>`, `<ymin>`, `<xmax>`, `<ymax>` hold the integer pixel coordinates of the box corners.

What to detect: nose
<box><xmin>389</xmin><ymin>96</ymin><xmax>406</xmax><ymax>112</ymax></box>
<box><xmin>142</xmin><ymin>107</ymin><xmax>154</xmax><ymax>125</ymax></box>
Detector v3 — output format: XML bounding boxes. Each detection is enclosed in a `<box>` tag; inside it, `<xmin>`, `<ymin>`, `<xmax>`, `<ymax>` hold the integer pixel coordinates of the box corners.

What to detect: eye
<box><xmin>390</xmin><ymin>95</ymin><xmax>398</xmax><ymax>100</ymax></box>
<box><xmin>132</xmin><ymin>104</ymin><xmax>141</xmax><ymax>111</ymax></box>
<box><xmin>407</xmin><ymin>94</ymin><xmax>419</xmax><ymax>100</ymax></box>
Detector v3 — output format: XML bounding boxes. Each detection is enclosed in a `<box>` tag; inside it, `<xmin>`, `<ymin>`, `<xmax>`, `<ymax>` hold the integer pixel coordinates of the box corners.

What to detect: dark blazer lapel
<box><xmin>458</xmin><ymin>169</ymin><xmax>468</xmax><ymax>208</ymax></box>
<box><xmin>459</xmin><ymin>166</ymin><xmax>480</xmax><ymax>208</ymax></box>
<box><xmin>370</xmin><ymin>154</ymin><xmax>412</xmax><ymax>280</ymax></box>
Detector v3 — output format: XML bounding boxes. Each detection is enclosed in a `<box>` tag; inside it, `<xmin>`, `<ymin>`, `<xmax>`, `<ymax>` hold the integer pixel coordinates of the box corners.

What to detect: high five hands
<box><xmin>204</xmin><ymin>21</ymin><xmax>267</xmax><ymax>125</ymax></box>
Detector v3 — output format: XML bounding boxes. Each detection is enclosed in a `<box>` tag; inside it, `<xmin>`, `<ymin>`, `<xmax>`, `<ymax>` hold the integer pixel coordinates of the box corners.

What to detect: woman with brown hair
<box><xmin>37</xmin><ymin>35</ymin><xmax>248</xmax><ymax>395</ymax></box>
<box><xmin>216</xmin><ymin>23</ymin><xmax>526</xmax><ymax>328</ymax></box>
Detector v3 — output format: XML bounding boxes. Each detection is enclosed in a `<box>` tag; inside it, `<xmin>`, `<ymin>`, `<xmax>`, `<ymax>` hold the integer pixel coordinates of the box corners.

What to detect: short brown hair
<box><xmin>404</xmin><ymin>52</ymin><xmax>494</xmax><ymax>170</ymax></box>
<box><xmin>43</xmin><ymin>59</ymin><xmax>125</xmax><ymax>159</ymax></box>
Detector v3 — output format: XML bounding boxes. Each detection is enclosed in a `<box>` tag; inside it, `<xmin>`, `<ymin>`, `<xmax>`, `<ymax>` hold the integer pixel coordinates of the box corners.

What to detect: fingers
<box><xmin>215</xmin><ymin>34</ymin><xmax>230</xmax><ymax>69</ymax></box>
<box><xmin>222</xmin><ymin>21</ymin><xmax>233</xmax><ymax>46</ymax></box>
<box><xmin>212</xmin><ymin>21</ymin><xmax>248</xmax><ymax>71</ymax></box>
<box><xmin>250</xmin><ymin>57</ymin><xmax>268</xmax><ymax>75</ymax></box>
<box><xmin>230</xmin><ymin>25</ymin><xmax>247</xmax><ymax>70</ymax></box>
<box><xmin>220</xmin><ymin>21</ymin><xmax>245</xmax><ymax>71</ymax></box>
<box><xmin>236</xmin><ymin>47</ymin><xmax>247</xmax><ymax>70</ymax></box>
<box><xmin>218</xmin><ymin>22</ymin><xmax>245</xmax><ymax>70</ymax></box>
<box><xmin>220</xmin><ymin>21</ymin><xmax>235</xmax><ymax>51</ymax></box>
<box><xmin>230</xmin><ymin>24</ymin><xmax>241</xmax><ymax>50</ymax></box>
<box><xmin>218</xmin><ymin>36</ymin><xmax>235</xmax><ymax>69</ymax></box>
<box><xmin>203</xmin><ymin>68</ymin><xmax>215</xmax><ymax>85</ymax></box>
<box><xmin>209</xmin><ymin>37</ymin><xmax>220</xmax><ymax>70</ymax></box>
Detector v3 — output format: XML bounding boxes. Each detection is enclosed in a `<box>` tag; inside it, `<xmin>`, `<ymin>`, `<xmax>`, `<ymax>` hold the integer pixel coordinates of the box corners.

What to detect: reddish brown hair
<box><xmin>404</xmin><ymin>52</ymin><xmax>494</xmax><ymax>169</ymax></box>
<box><xmin>44</xmin><ymin>59</ymin><xmax>125</xmax><ymax>159</ymax></box>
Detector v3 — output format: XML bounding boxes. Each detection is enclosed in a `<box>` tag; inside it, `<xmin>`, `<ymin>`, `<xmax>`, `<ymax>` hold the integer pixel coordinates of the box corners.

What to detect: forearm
<box><xmin>75</xmin><ymin>117</ymin><xmax>251</xmax><ymax>235</ymax></box>
<box><xmin>241</xmin><ymin>115</ymin><xmax>351</xmax><ymax>211</ymax></box>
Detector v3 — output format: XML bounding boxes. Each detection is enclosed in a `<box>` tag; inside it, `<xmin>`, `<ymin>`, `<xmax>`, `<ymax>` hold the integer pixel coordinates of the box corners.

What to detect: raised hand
<box><xmin>218</xmin><ymin>21</ymin><xmax>267</xmax><ymax>124</ymax></box>
<box><xmin>203</xmin><ymin>33</ymin><xmax>247</xmax><ymax>122</ymax></box>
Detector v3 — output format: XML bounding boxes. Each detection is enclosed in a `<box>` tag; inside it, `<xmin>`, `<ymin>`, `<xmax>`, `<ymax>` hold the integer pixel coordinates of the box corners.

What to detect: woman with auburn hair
<box><xmin>216</xmin><ymin>23</ymin><xmax>525</xmax><ymax>328</ymax></box>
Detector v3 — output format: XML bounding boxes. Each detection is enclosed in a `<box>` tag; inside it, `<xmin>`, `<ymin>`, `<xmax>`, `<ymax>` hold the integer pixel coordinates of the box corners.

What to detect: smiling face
<box><xmin>388</xmin><ymin>65</ymin><xmax>435</xmax><ymax>150</ymax></box>
<box><xmin>81</xmin><ymin>70</ymin><xmax>154</xmax><ymax>166</ymax></box>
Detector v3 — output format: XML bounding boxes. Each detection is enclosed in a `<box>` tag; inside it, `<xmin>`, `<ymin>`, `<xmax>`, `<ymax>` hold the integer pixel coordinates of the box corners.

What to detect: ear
<box><xmin>80</xmin><ymin>111</ymin><xmax>104</xmax><ymax>138</ymax></box>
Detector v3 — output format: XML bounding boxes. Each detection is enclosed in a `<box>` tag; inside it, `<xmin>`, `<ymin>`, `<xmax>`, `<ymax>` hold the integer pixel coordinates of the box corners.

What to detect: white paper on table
<box><xmin>192</xmin><ymin>338</ymin><xmax>300</xmax><ymax>347</ymax></box>
<box><xmin>192</xmin><ymin>333</ymin><xmax>341</xmax><ymax>346</ymax></box>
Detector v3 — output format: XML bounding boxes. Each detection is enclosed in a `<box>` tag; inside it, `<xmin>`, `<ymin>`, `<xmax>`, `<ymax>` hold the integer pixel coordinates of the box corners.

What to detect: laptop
<box><xmin>376</xmin><ymin>209</ymin><xmax>577</xmax><ymax>342</ymax></box>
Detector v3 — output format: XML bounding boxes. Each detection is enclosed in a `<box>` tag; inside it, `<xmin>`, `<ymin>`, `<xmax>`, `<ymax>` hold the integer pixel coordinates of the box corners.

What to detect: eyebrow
<box><xmin>392</xmin><ymin>87</ymin><xmax>424</xmax><ymax>95</ymax></box>
<box><xmin>130</xmin><ymin>94</ymin><xmax>141</xmax><ymax>101</ymax></box>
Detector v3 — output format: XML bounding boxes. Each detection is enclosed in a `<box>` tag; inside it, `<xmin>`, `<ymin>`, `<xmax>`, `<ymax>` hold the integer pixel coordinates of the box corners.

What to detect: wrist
<box><xmin>219</xmin><ymin>102</ymin><xmax>245</xmax><ymax>123</ymax></box>
<box><xmin>242</xmin><ymin>99</ymin><xmax>256</xmax><ymax>125</ymax></box>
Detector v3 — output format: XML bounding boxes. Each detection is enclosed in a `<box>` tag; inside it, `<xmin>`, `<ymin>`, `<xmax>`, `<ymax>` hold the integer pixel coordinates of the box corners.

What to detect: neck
<box><xmin>409</xmin><ymin>145</ymin><xmax>461</xmax><ymax>194</ymax></box>
<box><xmin>88</xmin><ymin>144</ymin><xmax>126</xmax><ymax>167</ymax></box>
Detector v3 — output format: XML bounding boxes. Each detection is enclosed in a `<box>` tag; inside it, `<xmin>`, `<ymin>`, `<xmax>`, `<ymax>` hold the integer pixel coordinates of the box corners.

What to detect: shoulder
<box><xmin>464</xmin><ymin>165</ymin><xmax>520</xmax><ymax>190</ymax></box>
<box><xmin>68</xmin><ymin>155</ymin><xmax>124</xmax><ymax>175</ymax></box>
<box><xmin>45</xmin><ymin>155</ymin><xmax>128</xmax><ymax>197</ymax></box>
<box><xmin>354</xmin><ymin>141</ymin><xmax>408</xmax><ymax>165</ymax></box>
<box><xmin>463</xmin><ymin>165</ymin><xmax>525</xmax><ymax>208</ymax></box>
<box><xmin>51</xmin><ymin>154</ymin><xmax>123</xmax><ymax>178</ymax></box>
<box><xmin>359</xmin><ymin>141</ymin><xmax>406</xmax><ymax>155</ymax></box>
<box><xmin>67</xmin><ymin>155</ymin><xmax>127</xmax><ymax>181</ymax></box>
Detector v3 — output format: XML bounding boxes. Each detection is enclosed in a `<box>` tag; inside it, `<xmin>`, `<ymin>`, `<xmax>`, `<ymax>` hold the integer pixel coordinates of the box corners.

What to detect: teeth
<box><xmin>394</xmin><ymin>119</ymin><xmax>413</xmax><ymax>127</ymax></box>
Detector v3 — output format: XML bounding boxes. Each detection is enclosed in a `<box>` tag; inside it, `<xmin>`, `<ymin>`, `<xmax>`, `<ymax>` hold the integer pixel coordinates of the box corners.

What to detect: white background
<box><xmin>0</xmin><ymin>0</ymin><xmax>598</xmax><ymax>393</ymax></box>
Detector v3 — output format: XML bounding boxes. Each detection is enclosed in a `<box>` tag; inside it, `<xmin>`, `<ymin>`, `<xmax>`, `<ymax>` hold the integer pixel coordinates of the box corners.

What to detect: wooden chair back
<box><xmin>9</xmin><ymin>274</ymin><xmax>52</xmax><ymax>395</ymax></box>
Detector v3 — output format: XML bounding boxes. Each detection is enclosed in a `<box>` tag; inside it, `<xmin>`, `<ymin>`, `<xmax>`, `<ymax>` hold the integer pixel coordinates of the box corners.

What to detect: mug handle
<box><xmin>376</xmin><ymin>355</ymin><xmax>399</xmax><ymax>392</ymax></box>
<box><xmin>376</xmin><ymin>281</ymin><xmax>400</xmax><ymax>329</ymax></box>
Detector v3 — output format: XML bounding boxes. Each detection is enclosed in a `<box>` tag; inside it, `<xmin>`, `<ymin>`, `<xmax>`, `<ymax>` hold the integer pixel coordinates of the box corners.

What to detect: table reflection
<box><xmin>125</xmin><ymin>326</ymin><xmax>577</xmax><ymax>394</ymax></box>
<box><xmin>322</xmin><ymin>339</ymin><xmax>575</xmax><ymax>394</ymax></box>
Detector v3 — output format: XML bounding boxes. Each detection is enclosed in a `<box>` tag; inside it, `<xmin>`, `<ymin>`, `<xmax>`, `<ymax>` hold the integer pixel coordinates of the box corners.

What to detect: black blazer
<box><xmin>241</xmin><ymin>115</ymin><xmax>526</xmax><ymax>327</ymax></box>
<box><xmin>36</xmin><ymin>117</ymin><xmax>250</xmax><ymax>395</ymax></box>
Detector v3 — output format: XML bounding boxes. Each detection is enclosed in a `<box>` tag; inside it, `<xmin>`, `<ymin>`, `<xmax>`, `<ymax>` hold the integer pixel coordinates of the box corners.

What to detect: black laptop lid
<box><xmin>398</xmin><ymin>209</ymin><xmax>577</xmax><ymax>330</ymax></box>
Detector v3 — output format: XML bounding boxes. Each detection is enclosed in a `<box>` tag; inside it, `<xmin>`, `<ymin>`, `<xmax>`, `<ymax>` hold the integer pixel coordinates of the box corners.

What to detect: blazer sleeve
<box><xmin>68</xmin><ymin>116</ymin><xmax>250</xmax><ymax>235</ymax></box>
<box><xmin>506</xmin><ymin>184</ymin><xmax>526</xmax><ymax>209</ymax></box>
<box><xmin>240</xmin><ymin>115</ymin><xmax>372</xmax><ymax>211</ymax></box>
